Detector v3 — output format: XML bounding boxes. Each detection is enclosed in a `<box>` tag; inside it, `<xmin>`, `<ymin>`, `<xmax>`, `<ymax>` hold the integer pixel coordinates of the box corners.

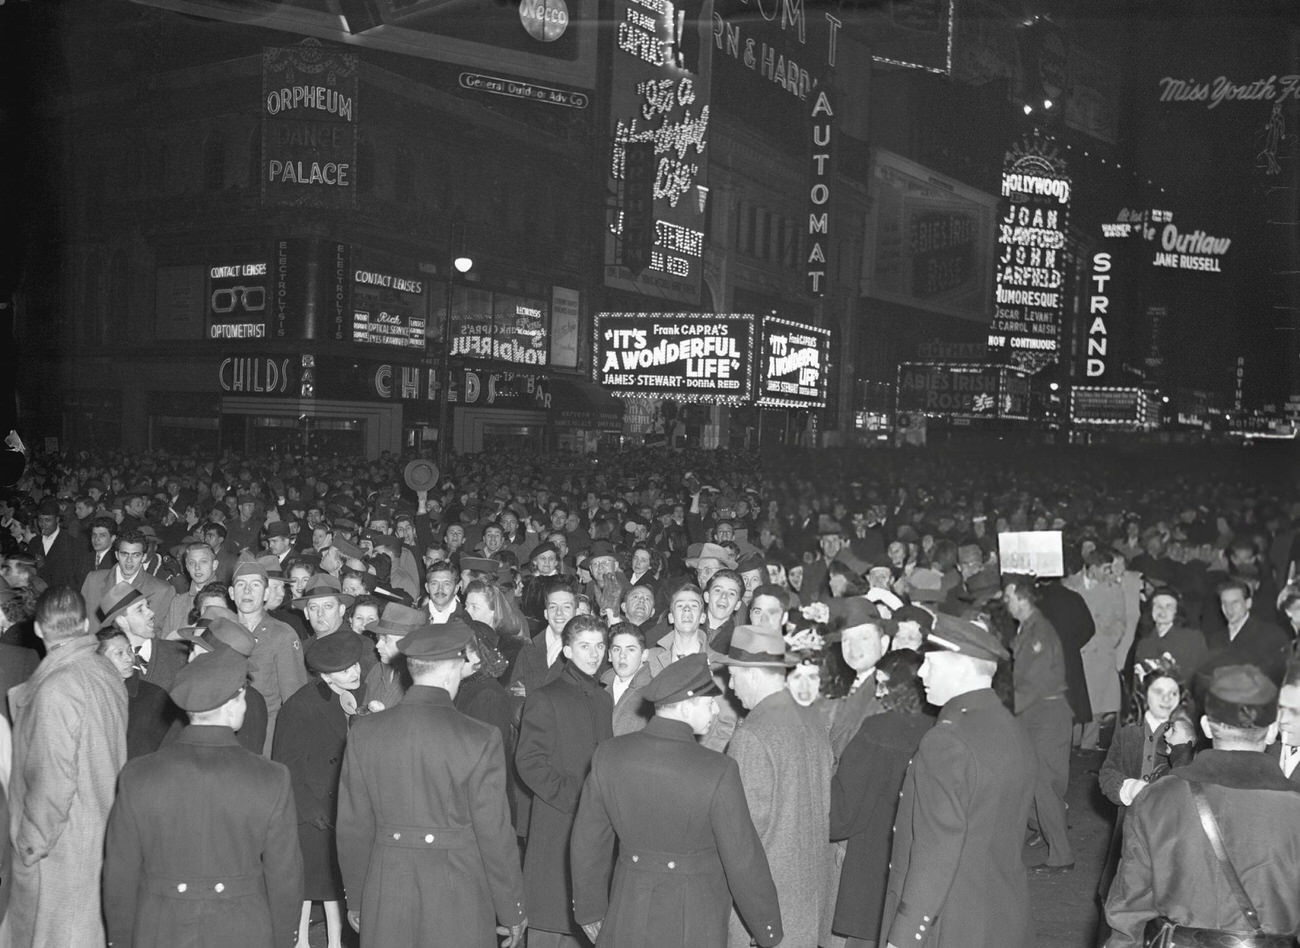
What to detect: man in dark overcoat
<box><xmin>336</xmin><ymin>619</ymin><xmax>527</xmax><ymax>948</ymax></box>
<box><xmin>1104</xmin><ymin>664</ymin><xmax>1300</xmax><ymax>947</ymax></box>
<box><xmin>881</xmin><ymin>615</ymin><xmax>1037</xmax><ymax>948</ymax></box>
<box><xmin>516</xmin><ymin>614</ymin><xmax>613</xmax><ymax>946</ymax></box>
<box><xmin>570</xmin><ymin>654</ymin><xmax>784</xmax><ymax>948</ymax></box>
<box><xmin>102</xmin><ymin>648</ymin><xmax>303</xmax><ymax>948</ymax></box>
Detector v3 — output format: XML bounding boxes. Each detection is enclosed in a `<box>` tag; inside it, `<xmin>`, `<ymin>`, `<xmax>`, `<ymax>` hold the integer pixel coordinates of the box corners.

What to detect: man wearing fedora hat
<box><xmin>717</xmin><ymin>626</ymin><xmax>834</xmax><ymax>948</ymax></box>
<box><xmin>100</xmin><ymin>580</ymin><xmax>189</xmax><ymax>692</ymax></box>
<box><xmin>363</xmin><ymin>602</ymin><xmax>425</xmax><ymax>710</ymax></box>
<box><xmin>825</xmin><ymin>599</ymin><xmax>891</xmax><ymax>760</ymax></box>
<box><xmin>103</xmin><ymin>648</ymin><xmax>304</xmax><ymax>948</ymax></box>
<box><xmin>881</xmin><ymin>614</ymin><xmax>1036</xmax><ymax>948</ymax></box>
<box><xmin>1105</xmin><ymin>664</ymin><xmax>1300</xmax><ymax>948</ymax></box>
<box><xmin>337</xmin><ymin>620</ymin><xmax>528</xmax><ymax>948</ymax></box>
<box><xmin>570</xmin><ymin>654</ymin><xmax>783</xmax><ymax>948</ymax></box>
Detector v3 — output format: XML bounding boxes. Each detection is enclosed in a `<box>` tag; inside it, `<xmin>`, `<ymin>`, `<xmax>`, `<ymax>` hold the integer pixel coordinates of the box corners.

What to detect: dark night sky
<box><xmin>1096</xmin><ymin>0</ymin><xmax>1299</xmax><ymax>406</ymax></box>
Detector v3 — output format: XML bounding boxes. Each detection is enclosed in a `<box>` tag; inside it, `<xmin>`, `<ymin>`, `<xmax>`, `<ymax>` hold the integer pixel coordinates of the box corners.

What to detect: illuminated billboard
<box><xmin>262</xmin><ymin>46</ymin><xmax>358</xmax><ymax>210</ymax></box>
<box><xmin>349</xmin><ymin>249</ymin><xmax>428</xmax><ymax>350</ymax></box>
<box><xmin>207</xmin><ymin>258</ymin><xmax>270</xmax><ymax>341</ymax></box>
<box><xmin>603</xmin><ymin>0</ymin><xmax>713</xmax><ymax>304</ymax></box>
<box><xmin>757</xmin><ymin>316</ymin><xmax>831</xmax><ymax>409</ymax></box>
<box><xmin>1070</xmin><ymin>386</ymin><xmax>1154</xmax><ymax>428</ymax></box>
<box><xmin>897</xmin><ymin>362</ymin><xmax>1030</xmax><ymax>420</ymax></box>
<box><xmin>988</xmin><ymin>137</ymin><xmax>1069</xmax><ymax>373</ymax></box>
<box><xmin>863</xmin><ymin>150</ymin><xmax>998</xmax><ymax>322</ymax></box>
<box><xmin>450</xmin><ymin>291</ymin><xmax>550</xmax><ymax>367</ymax></box>
<box><xmin>595</xmin><ymin>312</ymin><xmax>753</xmax><ymax>404</ymax></box>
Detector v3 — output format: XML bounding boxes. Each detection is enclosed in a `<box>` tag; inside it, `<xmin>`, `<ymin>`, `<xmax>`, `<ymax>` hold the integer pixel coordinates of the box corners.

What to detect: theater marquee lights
<box><xmin>988</xmin><ymin>135</ymin><xmax>1069</xmax><ymax>373</ymax></box>
<box><xmin>594</xmin><ymin>312</ymin><xmax>753</xmax><ymax>404</ymax></box>
<box><xmin>758</xmin><ymin>316</ymin><xmax>831</xmax><ymax>408</ymax></box>
<box><xmin>604</xmin><ymin>0</ymin><xmax>713</xmax><ymax>304</ymax></box>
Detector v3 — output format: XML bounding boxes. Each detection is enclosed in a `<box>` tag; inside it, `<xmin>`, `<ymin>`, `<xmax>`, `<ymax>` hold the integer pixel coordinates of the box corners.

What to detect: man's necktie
<box><xmin>133</xmin><ymin>645</ymin><xmax>149</xmax><ymax>675</ymax></box>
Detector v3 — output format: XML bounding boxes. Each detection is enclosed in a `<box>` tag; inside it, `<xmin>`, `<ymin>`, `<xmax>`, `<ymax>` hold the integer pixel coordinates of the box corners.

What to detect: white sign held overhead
<box><xmin>998</xmin><ymin>531</ymin><xmax>1064</xmax><ymax>577</ymax></box>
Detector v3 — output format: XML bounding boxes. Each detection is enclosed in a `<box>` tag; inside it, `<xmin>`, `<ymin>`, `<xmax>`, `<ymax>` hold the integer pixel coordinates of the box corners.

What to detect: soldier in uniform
<box><xmin>102</xmin><ymin>647</ymin><xmax>304</xmax><ymax>948</ymax></box>
<box><xmin>1003</xmin><ymin>574</ymin><xmax>1075</xmax><ymax>873</ymax></box>
<box><xmin>336</xmin><ymin>619</ymin><xmax>527</xmax><ymax>948</ymax></box>
<box><xmin>1105</xmin><ymin>664</ymin><xmax>1300</xmax><ymax>947</ymax></box>
<box><xmin>881</xmin><ymin>614</ymin><xmax>1037</xmax><ymax>948</ymax></box>
<box><xmin>570</xmin><ymin>653</ymin><xmax>784</xmax><ymax>948</ymax></box>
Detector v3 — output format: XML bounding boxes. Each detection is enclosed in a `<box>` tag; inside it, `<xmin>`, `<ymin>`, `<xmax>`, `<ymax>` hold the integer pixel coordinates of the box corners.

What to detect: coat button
<box><xmin>631</xmin><ymin>855</ymin><xmax>639</xmax><ymax>862</ymax></box>
<box><xmin>176</xmin><ymin>883</ymin><xmax>187</xmax><ymax>893</ymax></box>
<box><xmin>214</xmin><ymin>883</ymin><xmax>225</xmax><ymax>893</ymax></box>
<box><xmin>667</xmin><ymin>861</ymin><xmax>676</xmax><ymax>869</ymax></box>
<box><xmin>425</xmin><ymin>834</ymin><xmax>435</xmax><ymax>843</ymax></box>
<box><xmin>393</xmin><ymin>832</ymin><xmax>401</xmax><ymax>840</ymax></box>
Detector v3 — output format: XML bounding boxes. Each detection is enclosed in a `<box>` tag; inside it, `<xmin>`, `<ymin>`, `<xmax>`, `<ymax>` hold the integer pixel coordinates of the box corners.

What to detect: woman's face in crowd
<box><xmin>887</xmin><ymin>541</ymin><xmax>907</xmax><ymax>566</ymax></box>
<box><xmin>1150</xmin><ymin>594</ymin><xmax>1178</xmax><ymax>628</ymax></box>
<box><xmin>1146</xmin><ymin>677</ymin><xmax>1181</xmax><ymax>721</ymax></box>
<box><xmin>787</xmin><ymin>663</ymin><xmax>821</xmax><ymax>707</ymax></box>
<box><xmin>893</xmin><ymin>621</ymin><xmax>924</xmax><ymax>652</ymax></box>
<box><xmin>631</xmin><ymin>549</ymin><xmax>651</xmax><ymax>575</ymax></box>
<box><xmin>350</xmin><ymin>603</ymin><xmax>380</xmax><ymax>634</ymax></box>
<box><xmin>465</xmin><ymin>589</ymin><xmax>495</xmax><ymax>626</ymax></box>
<box><xmin>787</xmin><ymin>565</ymin><xmax>803</xmax><ymax>590</ymax></box>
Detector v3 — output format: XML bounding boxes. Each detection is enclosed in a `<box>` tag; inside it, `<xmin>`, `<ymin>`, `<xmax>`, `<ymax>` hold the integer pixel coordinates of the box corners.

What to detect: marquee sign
<box><xmin>757</xmin><ymin>316</ymin><xmax>830</xmax><ymax>409</ymax></box>
<box><xmin>987</xmin><ymin>135</ymin><xmax>1069</xmax><ymax>373</ymax></box>
<box><xmin>349</xmin><ymin>248</ymin><xmax>427</xmax><ymax>350</ymax></box>
<box><xmin>1070</xmin><ymin>385</ymin><xmax>1153</xmax><ymax>428</ymax></box>
<box><xmin>603</xmin><ymin>0</ymin><xmax>713</xmax><ymax>303</ymax></box>
<box><xmin>262</xmin><ymin>43</ymin><xmax>358</xmax><ymax>209</ymax></box>
<box><xmin>863</xmin><ymin>149</ymin><xmax>997</xmax><ymax>323</ymax></box>
<box><xmin>595</xmin><ymin>312</ymin><xmax>754</xmax><ymax>404</ymax></box>
<box><xmin>897</xmin><ymin>362</ymin><xmax>1030</xmax><ymax>420</ymax></box>
<box><xmin>207</xmin><ymin>259</ymin><xmax>270</xmax><ymax>341</ymax></box>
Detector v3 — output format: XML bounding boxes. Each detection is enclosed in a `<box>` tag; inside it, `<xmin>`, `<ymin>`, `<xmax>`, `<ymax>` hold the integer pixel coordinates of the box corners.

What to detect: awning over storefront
<box><xmin>549</xmin><ymin>378</ymin><xmax>625</xmax><ymax>430</ymax></box>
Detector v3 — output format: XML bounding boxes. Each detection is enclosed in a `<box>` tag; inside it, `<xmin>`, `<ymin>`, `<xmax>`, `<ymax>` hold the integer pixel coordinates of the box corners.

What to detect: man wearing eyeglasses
<box><xmin>80</xmin><ymin>528</ymin><xmax>175</xmax><ymax>627</ymax></box>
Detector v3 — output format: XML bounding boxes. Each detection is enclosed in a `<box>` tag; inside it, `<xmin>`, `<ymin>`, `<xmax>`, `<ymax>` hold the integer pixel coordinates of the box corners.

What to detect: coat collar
<box><xmin>177</xmin><ymin>724</ymin><xmax>241</xmax><ymax>746</ymax></box>
<box><xmin>563</xmin><ymin>662</ymin><xmax>602</xmax><ymax>689</ymax></box>
<box><xmin>11</xmin><ymin>636</ymin><xmax>100</xmax><ymax>712</ymax></box>
<box><xmin>1175</xmin><ymin>749</ymin><xmax>1300</xmax><ymax>792</ymax></box>
<box><xmin>403</xmin><ymin>684</ymin><xmax>455</xmax><ymax>707</ymax></box>
<box><xmin>938</xmin><ymin>687</ymin><xmax>1003</xmax><ymax>721</ymax></box>
<box><xmin>642</xmin><ymin>716</ymin><xmax>695</xmax><ymax>742</ymax></box>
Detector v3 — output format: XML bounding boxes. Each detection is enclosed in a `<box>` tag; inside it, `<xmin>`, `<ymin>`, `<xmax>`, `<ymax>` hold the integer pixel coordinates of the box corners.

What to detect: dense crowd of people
<box><xmin>0</xmin><ymin>438</ymin><xmax>1298</xmax><ymax>948</ymax></box>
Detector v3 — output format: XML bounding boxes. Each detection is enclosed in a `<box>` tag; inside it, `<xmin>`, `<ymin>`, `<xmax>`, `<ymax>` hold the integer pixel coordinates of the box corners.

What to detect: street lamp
<box><xmin>437</xmin><ymin>215</ymin><xmax>472</xmax><ymax>472</ymax></box>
